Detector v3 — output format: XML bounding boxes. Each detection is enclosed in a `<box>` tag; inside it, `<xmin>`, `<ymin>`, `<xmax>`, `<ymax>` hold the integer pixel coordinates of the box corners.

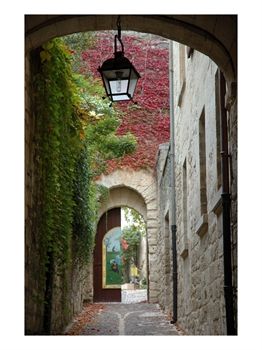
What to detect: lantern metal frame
<box><xmin>98</xmin><ymin>17</ymin><xmax>141</xmax><ymax>102</ymax></box>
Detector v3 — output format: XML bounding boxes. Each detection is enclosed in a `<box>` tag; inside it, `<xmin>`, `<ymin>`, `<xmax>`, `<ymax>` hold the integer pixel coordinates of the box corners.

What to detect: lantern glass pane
<box><xmin>127</xmin><ymin>69</ymin><xmax>140</xmax><ymax>98</ymax></box>
<box><xmin>103</xmin><ymin>68</ymin><xmax>130</xmax><ymax>80</ymax></box>
<box><xmin>102</xmin><ymin>73</ymin><xmax>111</xmax><ymax>96</ymax></box>
<box><xmin>109</xmin><ymin>79</ymin><xmax>129</xmax><ymax>94</ymax></box>
<box><xmin>112</xmin><ymin>94</ymin><xmax>130</xmax><ymax>101</ymax></box>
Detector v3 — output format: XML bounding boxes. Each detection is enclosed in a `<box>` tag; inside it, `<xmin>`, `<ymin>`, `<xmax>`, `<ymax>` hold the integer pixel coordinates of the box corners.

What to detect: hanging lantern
<box><xmin>98</xmin><ymin>17</ymin><xmax>140</xmax><ymax>102</ymax></box>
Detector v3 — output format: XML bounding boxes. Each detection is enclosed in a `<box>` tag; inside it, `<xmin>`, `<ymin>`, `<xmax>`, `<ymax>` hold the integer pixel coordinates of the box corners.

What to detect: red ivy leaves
<box><xmin>82</xmin><ymin>32</ymin><xmax>170</xmax><ymax>173</ymax></box>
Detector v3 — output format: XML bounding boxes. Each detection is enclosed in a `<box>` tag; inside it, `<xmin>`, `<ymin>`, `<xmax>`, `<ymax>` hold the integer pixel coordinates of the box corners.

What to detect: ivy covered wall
<box><xmin>25</xmin><ymin>37</ymin><xmax>136</xmax><ymax>334</ymax></box>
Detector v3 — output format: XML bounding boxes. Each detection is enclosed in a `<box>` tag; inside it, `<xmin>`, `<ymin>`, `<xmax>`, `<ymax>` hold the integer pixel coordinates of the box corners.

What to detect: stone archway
<box><xmin>25</xmin><ymin>15</ymin><xmax>237</xmax><ymax>88</ymax></box>
<box><xmin>98</xmin><ymin>186</ymin><xmax>147</xmax><ymax>221</ymax></box>
<box><xmin>96</xmin><ymin>169</ymin><xmax>159</xmax><ymax>302</ymax></box>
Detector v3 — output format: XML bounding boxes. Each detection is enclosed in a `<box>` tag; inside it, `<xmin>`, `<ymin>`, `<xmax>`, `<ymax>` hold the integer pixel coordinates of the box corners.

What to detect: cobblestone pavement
<box><xmin>81</xmin><ymin>303</ymin><xmax>179</xmax><ymax>335</ymax></box>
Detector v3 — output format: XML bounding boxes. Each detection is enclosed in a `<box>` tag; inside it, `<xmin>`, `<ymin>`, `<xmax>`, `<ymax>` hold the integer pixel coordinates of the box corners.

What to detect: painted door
<box><xmin>93</xmin><ymin>208</ymin><xmax>122</xmax><ymax>302</ymax></box>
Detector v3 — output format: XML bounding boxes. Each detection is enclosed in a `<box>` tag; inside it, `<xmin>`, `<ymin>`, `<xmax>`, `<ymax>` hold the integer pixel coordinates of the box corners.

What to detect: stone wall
<box><xmin>50</xmin><ymin>261</ymin><xmax>93</xmax><ymax>334</ymax></box>
<box><xmin>25</xmin><ymin>49</ymin><xmax>93</xmax><ymax>335</ymax></box>
<box><xmin>155</xmin><ymin>144</ymin><xmax>173</xmax><ymax>318</ymax></box>
<box><xmin>25</xmin><ymin>49</ymin><xmax>45</xmax><ymax>334</ymax></box>
<box><xmin>156</xmin><ymin>43</ymin><xmax>237</xmax><ymax>335</ymax></box>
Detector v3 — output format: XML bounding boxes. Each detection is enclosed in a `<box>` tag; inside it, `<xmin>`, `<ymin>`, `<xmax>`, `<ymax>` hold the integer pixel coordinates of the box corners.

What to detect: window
<box><xmin>199</xmin><ymin>108</ymin><xmax>207</xmax><ymax>215</ymax></box>
<box><xmin>179</xmin><ymin>44</ymin><xmax>186</xmax><ymax>83</ymax></box>
<box><xmin>215</xmin><ymin>70</ymin><xmax>222</xmax><ymax>189</ymax></box>
<box><xmin>180</xmin><ymin>157</ymin><xmax>189</xmax><ymax>257</ymax></box>
<box><xmin>183</xmin><ymin>158</ymin><xmax>188</xmax><ymax>240</ymax></box>
<box><xmin>186</xmin><ymin>46</ymin><xmax>194</xmax><ymax>59</ymax></box>
<box><xmin>178</xmin><ymin>44</ymin><xmax>186</xmax><ymax>106</ymax></box>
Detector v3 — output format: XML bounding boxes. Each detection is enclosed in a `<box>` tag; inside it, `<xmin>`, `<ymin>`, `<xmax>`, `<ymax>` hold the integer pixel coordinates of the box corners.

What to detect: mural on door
<box><xmin>102</xmin><ymin>226</ymin><xmax>123</xmax><ymax>288</ymax></box>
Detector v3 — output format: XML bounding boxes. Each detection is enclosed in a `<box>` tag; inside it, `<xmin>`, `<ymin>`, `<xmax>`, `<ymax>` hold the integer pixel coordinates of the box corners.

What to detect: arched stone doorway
<box><xmin>93</xmin><ymin>205</ymin><xmax>148</xmax><ymax>303</ymax></box>
<box><xmin>96</xmin><ymin>169</ymin><xmax>158</xmax><ymax>302</ymax></box>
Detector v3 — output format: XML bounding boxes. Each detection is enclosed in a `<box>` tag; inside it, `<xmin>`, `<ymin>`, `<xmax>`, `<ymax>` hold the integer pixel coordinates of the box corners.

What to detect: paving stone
<box><xmin>82</xmin><ymin>303</ymin><xmax>179</xmax><ymax>336</ymax></box>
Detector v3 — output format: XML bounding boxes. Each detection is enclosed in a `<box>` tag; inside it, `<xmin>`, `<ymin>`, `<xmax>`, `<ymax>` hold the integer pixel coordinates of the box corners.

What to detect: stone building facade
<box><xmin>155</xmin><ymin>42</ymin><xmax>237</xmax><ymax>335</ymax></box>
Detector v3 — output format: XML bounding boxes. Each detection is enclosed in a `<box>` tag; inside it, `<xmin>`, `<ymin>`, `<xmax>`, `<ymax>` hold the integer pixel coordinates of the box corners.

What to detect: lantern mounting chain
<box><xmin>117</xmin><ymin>15</ymin><xmax>121</xmax><ymax>39</ymax></box>
<box><xmin>114</xmin><ymin>15</ymin><xmax>124</xmax><ymax>55</ymax></box>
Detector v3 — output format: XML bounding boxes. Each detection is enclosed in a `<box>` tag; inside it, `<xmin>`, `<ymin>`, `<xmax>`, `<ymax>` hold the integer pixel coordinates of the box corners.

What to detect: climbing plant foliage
<box><xmin>33</xmin><ymin>37</ymin><xmax>137</xmax><ymax>280</ymax></box>
<box><xmin>81</xmin><ymin>31</ymin><xmax>170</xmax><ymax>172</ymax></box>
<box><xmin>73</xmin><ymin>73</ymin><xmax>136</xmax><ymax>177</ymax></box>
<box><xmin>34</xmin><ymin>39</ymin><xmax>80</xmax><ymax>275</ymax></box>
<box><xmin>72</xmin><ymin>139</ymin><xmax>97</xmax><ymax>266</ymax></box>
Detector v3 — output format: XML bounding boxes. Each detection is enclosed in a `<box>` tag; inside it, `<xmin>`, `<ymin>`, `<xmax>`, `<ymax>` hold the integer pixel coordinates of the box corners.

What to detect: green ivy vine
<box><xmin>34</xmin><ymin>39</ymin><xmax>80</xmax><ymax>277</ymax></box>
<box><xmin>32</xmin><ymin>36</ymin><xmax>137</xmax><ymax>303</ymax></box>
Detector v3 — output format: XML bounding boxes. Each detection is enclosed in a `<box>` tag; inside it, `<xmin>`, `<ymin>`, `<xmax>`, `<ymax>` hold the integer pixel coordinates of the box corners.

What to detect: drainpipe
<box><xmin>43</xmin><ymin>251</ymin><xmax>54</xmax><ymax>334</ymax></box>
<box><xmin>169</xmin><ymin>41</ymin><xmax>177</xmax><ymax>324</ymax></box>
<box><xmin>219</xmin><ymin>71</ymin><xmax>236</xmax><ymax>335</ymax></box>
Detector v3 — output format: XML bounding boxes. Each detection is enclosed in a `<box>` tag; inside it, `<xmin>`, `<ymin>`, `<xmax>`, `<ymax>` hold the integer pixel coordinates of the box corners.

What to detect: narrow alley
<box><xmin>65</xmin><ymin>302</ymin><xmax>180</xmax><ymax>336</ymax></box>
<box><xmin>24</xmin><ymin>14</ymin><xmax>238</xmax><ymax>340</ymax></box>
<box><xmin>4</xmin><ymin>3</ymin><xmax>262</xmax><ymax>350</ymax></box>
